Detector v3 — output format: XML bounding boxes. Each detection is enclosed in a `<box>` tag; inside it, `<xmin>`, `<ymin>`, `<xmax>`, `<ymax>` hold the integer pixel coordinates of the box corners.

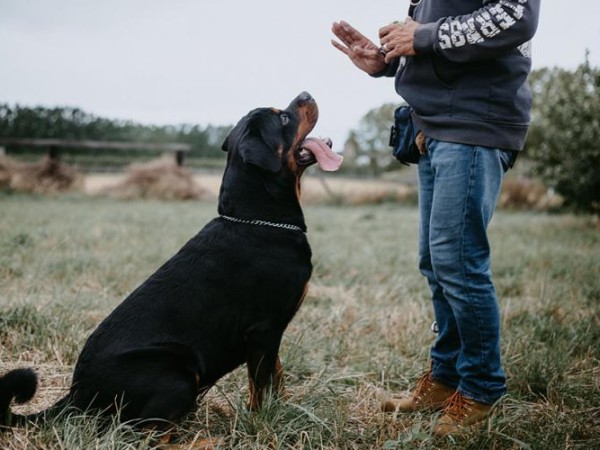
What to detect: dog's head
<box><xmin>218</xmin><ymin>92</ymin><xmax>342</xmax><ymax>224</ymax></box>
<box><xmin>221</xmin><ymin>92</ymin><xmax>342</xmax><ymax>176</ymax></box>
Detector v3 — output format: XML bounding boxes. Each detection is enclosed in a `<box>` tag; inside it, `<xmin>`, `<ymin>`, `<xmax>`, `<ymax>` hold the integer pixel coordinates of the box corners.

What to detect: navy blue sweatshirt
<box><xmin>380</xmin><ymin>0</ymin><xmax>540</xmax><ymax>151</ymax></box>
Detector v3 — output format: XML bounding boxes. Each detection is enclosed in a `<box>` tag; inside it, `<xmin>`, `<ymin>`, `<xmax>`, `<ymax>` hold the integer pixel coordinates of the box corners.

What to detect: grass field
<box><xmin>0</xmin><ymin>193</ymin><xmax>599</xmax><ymax>449</ymax></box>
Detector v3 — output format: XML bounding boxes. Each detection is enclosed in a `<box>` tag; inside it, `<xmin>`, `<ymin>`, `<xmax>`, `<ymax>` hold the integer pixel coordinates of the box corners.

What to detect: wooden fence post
<box><xmin>175</xmin><ymin>150</ymin><xmax>185</xmax><ymax>167</ymax></box>
<box><xmin>48</xmin><ymin>145</ymin><xmax>60</xmax><ymax>161</ymax></box>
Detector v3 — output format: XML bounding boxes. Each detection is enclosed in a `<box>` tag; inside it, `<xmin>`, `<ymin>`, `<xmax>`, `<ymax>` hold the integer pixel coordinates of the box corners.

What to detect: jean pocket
<box><xmin>500</xmin><ymin>150</ymin><xmax>519</xmax><ymax>172</ymax></box>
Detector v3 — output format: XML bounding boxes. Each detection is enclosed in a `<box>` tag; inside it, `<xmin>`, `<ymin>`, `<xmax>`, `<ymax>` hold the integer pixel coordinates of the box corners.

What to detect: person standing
<box><xmin>331</xmin><ymin>0</ymin><xmax>540</xmax><ymax>436</ymax></box>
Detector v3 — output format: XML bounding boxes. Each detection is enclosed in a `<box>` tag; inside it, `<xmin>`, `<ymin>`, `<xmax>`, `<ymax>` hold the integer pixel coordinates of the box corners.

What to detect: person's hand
<box><xmin>331</xmin><ymin>21</ymin><xmax>387</xmax><ymax>75</ymax></box>
<box><xmin>379</xmin><ymin>18</ymin><xmax>419</xmax><ymax>64</ymax></box>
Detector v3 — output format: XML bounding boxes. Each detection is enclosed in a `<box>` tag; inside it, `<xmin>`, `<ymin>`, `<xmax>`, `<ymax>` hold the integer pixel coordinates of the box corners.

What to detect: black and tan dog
<box><xmin>0</xmin><ymin>92</ymin><xmax>342</xmax><ymax>432</ymax></box>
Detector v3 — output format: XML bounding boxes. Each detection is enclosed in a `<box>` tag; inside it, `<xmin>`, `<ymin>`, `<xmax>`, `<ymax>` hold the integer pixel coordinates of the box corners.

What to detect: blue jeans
<box><xmin>417</xmin><ymin>138</ymin><xmax>508</xmax><ymax>405</ymax></box>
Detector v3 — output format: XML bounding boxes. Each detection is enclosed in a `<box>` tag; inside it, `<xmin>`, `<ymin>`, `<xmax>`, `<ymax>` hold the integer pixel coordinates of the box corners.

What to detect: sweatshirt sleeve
<box><xmin>413</xmin><ymin>0</ymin><xmax>540</xmax><ymax>63</ymax></box>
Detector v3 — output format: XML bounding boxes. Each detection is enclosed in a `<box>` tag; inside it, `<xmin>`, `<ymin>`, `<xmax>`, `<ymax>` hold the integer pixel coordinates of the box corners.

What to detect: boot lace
<box><xmin>442</xmin><ymin>391</ymin><xmax>474</xmax><ymax>421</ymax></box>
<box><xmin>413</xmin><ymin>371</ymin><xmax>435</xmax><ymax>402</ymax></box>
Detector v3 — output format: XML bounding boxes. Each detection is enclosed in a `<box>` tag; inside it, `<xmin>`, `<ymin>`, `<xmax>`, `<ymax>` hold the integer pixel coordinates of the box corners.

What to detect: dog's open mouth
<box><xmin>297</xmin><ymin>137</ymin><xmax>343</xmax><ymax>171</ymax></box>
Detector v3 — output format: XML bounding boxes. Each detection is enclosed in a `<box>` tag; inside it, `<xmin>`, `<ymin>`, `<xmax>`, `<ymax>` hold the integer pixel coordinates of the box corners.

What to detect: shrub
<box><xmin>526</xmin><ymin>57</ymin><xmax>600</xmax><ymax>214</ymax></box>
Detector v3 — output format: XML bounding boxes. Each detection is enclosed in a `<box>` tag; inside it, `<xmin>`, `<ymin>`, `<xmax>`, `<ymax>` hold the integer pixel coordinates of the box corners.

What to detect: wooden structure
<box><xmin>0</xmin><ymin>138</ymin><xmax>191</xmax><ymax>166</ymax></box>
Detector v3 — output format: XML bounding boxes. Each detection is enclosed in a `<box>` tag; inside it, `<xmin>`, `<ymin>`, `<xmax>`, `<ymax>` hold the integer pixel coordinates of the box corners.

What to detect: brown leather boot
<box><xmin>432</xmin><ymin>391</ymin><xmax>493</xmax><ymax>436</ymax></box>
<box><xmin>381</xmin><ymin>371</ymin><xmax>455</xmax><ymax>413</ymax></box>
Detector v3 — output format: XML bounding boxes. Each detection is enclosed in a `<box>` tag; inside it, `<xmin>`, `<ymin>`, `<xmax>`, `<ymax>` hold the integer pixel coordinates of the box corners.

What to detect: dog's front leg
<box><xmin>246</xmin><ymin>337</ymin><xmax>284</xmax><ymax>411</ymax></box>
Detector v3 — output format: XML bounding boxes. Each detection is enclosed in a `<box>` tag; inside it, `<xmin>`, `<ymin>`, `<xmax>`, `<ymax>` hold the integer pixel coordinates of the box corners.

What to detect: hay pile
<box><xmin>103</xmin><ymin>156</ymin><xmax>210</xmax><ymax>201</ymax></box>
<box><xmin>0</xmin><ymin>156</ymin><xmax>82</xmax><ymax>194</ymax></box>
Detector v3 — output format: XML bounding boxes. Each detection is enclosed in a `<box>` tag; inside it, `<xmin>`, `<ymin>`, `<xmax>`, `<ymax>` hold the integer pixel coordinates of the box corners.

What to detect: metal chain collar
<box><xmin>220</xmin><ymin>215</ymin><xmax>304</xmax><ymax>232</ymax></box>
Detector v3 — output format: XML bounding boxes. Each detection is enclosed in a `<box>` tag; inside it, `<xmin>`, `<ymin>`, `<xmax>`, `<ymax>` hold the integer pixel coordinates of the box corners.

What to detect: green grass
<box><xmin>0</xmin><ymin>194</ymin><xmax>599</xmax><ymax>449</ymax></box>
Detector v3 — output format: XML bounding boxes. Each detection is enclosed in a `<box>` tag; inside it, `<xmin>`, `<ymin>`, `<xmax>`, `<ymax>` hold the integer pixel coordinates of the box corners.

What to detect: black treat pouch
<box><xmin>389</xmin><ymin>106</ymin><xmax>421</xmax><ymax>165</ymax></box>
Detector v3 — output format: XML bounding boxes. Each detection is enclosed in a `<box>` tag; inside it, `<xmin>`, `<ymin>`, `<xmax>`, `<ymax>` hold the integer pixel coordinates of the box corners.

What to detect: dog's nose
<box><xmin>287</xmin><ymin>91</ymin><xmax>317</xmax><ymax>115</ymax></box>
<box><xmin>297</xmin><ymin>92</ymin><xmax>313</xmax><ymax>102</ymax></box>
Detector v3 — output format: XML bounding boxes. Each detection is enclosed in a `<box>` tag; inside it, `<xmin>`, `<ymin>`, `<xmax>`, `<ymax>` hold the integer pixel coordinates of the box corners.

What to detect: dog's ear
<box><xmin>239</xmin><ymin>124</ymin><xmax>282</xmax><ymax>173</ymax></box>
<box><xmin>221</xmin><ymin>135</ymin><xmax>229</xmax><ymax>152</ymax></box>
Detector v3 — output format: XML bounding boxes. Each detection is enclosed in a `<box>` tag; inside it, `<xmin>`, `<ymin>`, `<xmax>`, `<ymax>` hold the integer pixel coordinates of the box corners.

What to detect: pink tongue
<box><xmin>300</xmin><ymin>137</ymin><xmax>343</xmax><ymax>172</ymax></box>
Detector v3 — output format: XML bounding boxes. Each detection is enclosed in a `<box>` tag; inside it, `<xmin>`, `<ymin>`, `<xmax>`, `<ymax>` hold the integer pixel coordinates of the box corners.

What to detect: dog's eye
<box><xmin>280</xmin><ymin>114</ymin><xmax>290</xmax><ymax>126</ymax></box>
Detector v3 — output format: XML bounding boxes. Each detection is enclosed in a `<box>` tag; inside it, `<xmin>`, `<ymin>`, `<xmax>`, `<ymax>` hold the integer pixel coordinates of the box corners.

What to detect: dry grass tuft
<box><xmin>499</xmin><ymin>177</ymin><xmax>563</xmax><ymax>210</ymax></box>
<box><xmin>301</xmin><ymin>176</ymin><xmax>418</xmax><ymax>206</ymax></box>
<box><xmin>102</xmin><ymin>156</ymin><xmax>212</xmax><ymax>201</ymax></box>
<box><xmin>0</xmin><ymin>156</ymin><xmax>82</xmax><ymax>194</ymax></box>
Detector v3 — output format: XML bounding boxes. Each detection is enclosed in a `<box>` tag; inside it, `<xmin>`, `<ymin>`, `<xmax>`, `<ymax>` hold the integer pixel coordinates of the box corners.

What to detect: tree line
<box><xmin>0</xmin><ymin>105</ymin><xmax>231</xmax><ymax>160</ymax></box>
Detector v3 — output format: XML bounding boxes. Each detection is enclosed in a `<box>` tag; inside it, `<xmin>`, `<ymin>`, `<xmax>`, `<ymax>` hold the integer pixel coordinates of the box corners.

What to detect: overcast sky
<box><xmin>1</xmin><ymin>0</ymin><xmax>598</xmax><ymax>151</ymax></box>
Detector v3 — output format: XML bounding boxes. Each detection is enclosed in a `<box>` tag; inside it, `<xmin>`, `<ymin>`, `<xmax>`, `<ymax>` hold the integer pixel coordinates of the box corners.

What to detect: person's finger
<box><xmin>379</xmin><ymin>21</ymin><xmax>402</xmax><ymax>38</ymax></box>
<box><xmin>332</xmin><ymin>23</ymin><xmax>358</xmax><ymax>47</ymax></box>
<box><xmin>379</xmin><ymin>25</ymin><xmax>394</xmax><ymax>39</ymax></box>
<box><xmin>331</xmin><ymin>39</ymin><xmax>350</xmax><ymax>55</ymax></box>
<box><xmin>384</xmin><ymin>44</ymin><xmax>408</xmax><ymax>63</ymax></box>
<box><xmin>339</xmin><ymin>21</ymin><xmax>372</xmax><ymax>44</ymax></box>
<box><xmin>331</xmin><ymin>21</ymin><xmax>345</xmax><ymax>36</ymax></box>
<box><xmin>383</xmin><ymin>45</ymin><xmax>402</xmax><ymax>63</ymax></box>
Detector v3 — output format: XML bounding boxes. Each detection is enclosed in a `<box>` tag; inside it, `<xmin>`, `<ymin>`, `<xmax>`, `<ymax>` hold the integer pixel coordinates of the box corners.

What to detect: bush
<box><xmin>526</xmin><ymin>56</ymin><xmax>600</xmax><ymax>214</ymax></box>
